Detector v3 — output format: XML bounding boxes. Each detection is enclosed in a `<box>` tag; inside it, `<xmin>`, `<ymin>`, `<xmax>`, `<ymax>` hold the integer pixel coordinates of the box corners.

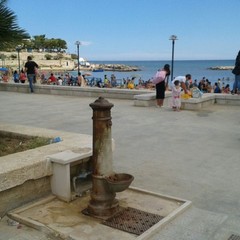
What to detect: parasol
<box><xmin>0</xmin><ymin>67</ymin><xmax>8</xmax><ymax>72</ymax></box>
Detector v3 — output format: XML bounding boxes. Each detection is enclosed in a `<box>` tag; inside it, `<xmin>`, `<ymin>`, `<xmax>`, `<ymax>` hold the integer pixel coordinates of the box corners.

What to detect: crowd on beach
<box><xmin>1</xmin><ymin>50</ymin><xmax>239</xmax><ymax>98</ymax></box>
<box><xmin>0</xmin><ymin>68</ymin><xmax>237</xmax><ymax>94</ymax></box>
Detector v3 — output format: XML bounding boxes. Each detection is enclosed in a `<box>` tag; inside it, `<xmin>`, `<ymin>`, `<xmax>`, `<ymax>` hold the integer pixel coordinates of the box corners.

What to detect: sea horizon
<box><xmin>90</xmin><ymin>59</ymin><xmax>235</xmax><ymax>62</ymax></box>
<box><xmin>87</xmin><ymin>59</ymin><xmax>235</xmax><ymax>88</ymax></box>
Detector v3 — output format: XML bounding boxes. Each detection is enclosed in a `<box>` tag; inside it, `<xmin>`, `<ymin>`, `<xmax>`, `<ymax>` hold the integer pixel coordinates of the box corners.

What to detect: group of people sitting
<box><xmin>193</xmin><ymin>77</ymin><xmax>231</xmax><ymax>94</ymax></box>
<box><xmin>2</xmin><ymin>68</ymin><xmax>36</xmax><ymax>84</ymax></box>
<box><xmin>40</xmin><ymin>72</ymin><xmax>87</xmax><ymax>87</ymax></box>
<box><xmin>7</xmin><ymin>69</ymin><xmax>235</xmax><ymax>95</ymax></box>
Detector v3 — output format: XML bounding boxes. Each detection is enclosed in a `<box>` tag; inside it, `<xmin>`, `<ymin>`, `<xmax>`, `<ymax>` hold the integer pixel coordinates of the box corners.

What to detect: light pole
<box><xmin>16</xmin><ymin>45</ymin><xmax>22</xmax><ymax>74</ymax></box>
<box><xmin>75</xmin><ymin>41</ymin><xmax>81</xmax><ymax>74</ymax></box>
<box><xmin>169</xmin><ymin>35</ymin><xmax>178</xmax><ymax>82</ymax></box>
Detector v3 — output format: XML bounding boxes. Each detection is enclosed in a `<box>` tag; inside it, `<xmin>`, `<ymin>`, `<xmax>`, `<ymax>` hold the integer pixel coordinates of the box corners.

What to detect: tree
<box><xmin>32</xmin><ymin>35</ymin><xmax>46</xmax><ymax>51</ymax></box>
<box><xmin>55</xmin><ymin>38</ymin><xmax>67</xmax><ymax>52</ymax></box>
<box><xmin>0</xmin><ymin>0</ymin><xmax>29</xmax><ymax>50</ymax></box>
<box><xmin>31</xmin><ymin>35</ymin><xmax>67</xmax><ymax>52</ymax></box>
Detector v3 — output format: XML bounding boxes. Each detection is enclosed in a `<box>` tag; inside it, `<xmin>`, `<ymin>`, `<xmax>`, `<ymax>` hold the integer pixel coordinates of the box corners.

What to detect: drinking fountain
<box><xmin>86</xmin><ymin>97</ymin><xmax>134</xmax><ymax>218</ymax></box>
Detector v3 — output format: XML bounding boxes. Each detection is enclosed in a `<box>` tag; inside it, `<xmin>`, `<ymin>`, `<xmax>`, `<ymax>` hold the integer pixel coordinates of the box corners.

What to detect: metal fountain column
<box><xmin>87</xmin><ymin>97</ymin><xmax>118</xmax><ymax>217</ymax></box>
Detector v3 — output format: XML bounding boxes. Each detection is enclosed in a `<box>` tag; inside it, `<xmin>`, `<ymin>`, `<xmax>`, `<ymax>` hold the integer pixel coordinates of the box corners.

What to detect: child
<box><xmin>172</xmin><ymin>80</ymin><xmax>181</xmax><ymax>111</ymax></box>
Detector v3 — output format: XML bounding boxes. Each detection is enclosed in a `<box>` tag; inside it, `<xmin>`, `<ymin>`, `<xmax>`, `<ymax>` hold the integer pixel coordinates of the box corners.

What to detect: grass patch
<box><xmin>0</xmin><ymin>132</ymin><xmax>51</xmax><ymax>157</ymax></box>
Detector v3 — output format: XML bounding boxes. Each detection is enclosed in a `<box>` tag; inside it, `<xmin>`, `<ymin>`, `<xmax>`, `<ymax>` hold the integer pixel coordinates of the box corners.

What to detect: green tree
<box><xmin>31</xmin><ymin>36</ymin><xmax>67</xmax><ymax>52</ymax></box>
<box><xmin>55</xmin><ymin>38</ymin><xmax>67</xmax><ymax>52</ymax></box>
<box><xmin>32</xmin><ymin>35</ymin><xmax>46</xmax><ymax>51</ymax></box>
<box><xmin>0</xmin><ymin>0</ymin><xmax>29</xmax><ymax>50</ymax></box>
<box><xmin>22</xmin><ymin>39</ymin><xmax>34</xmax><ymax>50</ymax></box>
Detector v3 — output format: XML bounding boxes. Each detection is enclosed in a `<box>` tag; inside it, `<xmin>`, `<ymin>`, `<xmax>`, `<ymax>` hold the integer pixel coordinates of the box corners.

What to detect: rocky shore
<box><xmin>208</xmin><ymin>66</ymin><xmax>234</xmax><ymax>70</ymax></box>
<box><xmin>90</xmin><ymin>63</ymin><xmax>140</xmax><ymax>72</ymax></box>
<box><xmin>0</xmin><ymin>51</ymin><xmax>140</xmax><ymax>72</ymax></box>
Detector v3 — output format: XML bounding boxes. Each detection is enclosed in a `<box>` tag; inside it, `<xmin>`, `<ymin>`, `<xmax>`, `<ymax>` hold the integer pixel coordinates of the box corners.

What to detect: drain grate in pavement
<box><xmin>228</xmin><ymin>235</ymin><xmax>240</xmax><ymax>240</ymax></box>
<box><xmin>102</xmin><ymin>207</ymin><xmax>164</xmax><ymax>235</ymax></box>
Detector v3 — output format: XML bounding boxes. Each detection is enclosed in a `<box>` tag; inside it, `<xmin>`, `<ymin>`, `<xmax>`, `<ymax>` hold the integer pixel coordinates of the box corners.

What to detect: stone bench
<box><xmin>181</xmin><ymin>94</ymin><xmax>215</xmax><ymax>110</ymax></box>
<box><xmin>134</xmin><ymin>92</ymin><xmax>172</xmax><ymax>107</ymax></box>
<box><xmin>214</xmin><ymin>94</ymin><xmax>240</xmax><ymax>105</ymax></box>
<box><xmin>134</xmin><ymin>92</ymin><xmax>240</xmax><ymax>110</ymax></box>
<box><xmin>47</xmin><ymin>150</ymin><xmax>92</xmax><ymax>202</ymax></box>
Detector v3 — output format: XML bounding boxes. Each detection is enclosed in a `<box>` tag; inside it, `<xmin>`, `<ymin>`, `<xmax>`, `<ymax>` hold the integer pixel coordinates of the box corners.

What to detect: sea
<box><xmin>86</xmin><ymin>60</ymin><xmax>235</xmax><ymax>88</ymax></box>
<box><xmin>69</xmin><ymin>60</ymin><xmax>235</xmax><ymax>88</ymax></box>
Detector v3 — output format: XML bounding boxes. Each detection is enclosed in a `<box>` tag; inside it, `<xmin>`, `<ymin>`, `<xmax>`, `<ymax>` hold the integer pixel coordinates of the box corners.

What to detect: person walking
<box><xmin>24</xmin><ymin>56</ymin><xmax>38</xmax><ymax>93</ymax></box>
<box><xmin>155</xmin><ymin>64</ymin><xmax>171</xmax><ymax>108</ymax></box>
<box><xmin>232</xmin><ymin>50</ymin><xmax>240</xmax><ymax>94</ymax></box>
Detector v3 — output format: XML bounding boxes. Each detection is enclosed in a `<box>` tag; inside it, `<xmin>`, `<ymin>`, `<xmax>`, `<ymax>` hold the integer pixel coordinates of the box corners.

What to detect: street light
<box><xmin>16</xmin><ymin>45</ymin><xmax>22</xmax><ymax>74</ymax></box>
<box><xmin>75</xmin><ymin>41</ymin><xmax>81</xmax><ymax>74</ymax></box>
<box><xmin>169</xmin><ymin>35</ymin><xmax>178</xmax><ymax>82</ymax></box>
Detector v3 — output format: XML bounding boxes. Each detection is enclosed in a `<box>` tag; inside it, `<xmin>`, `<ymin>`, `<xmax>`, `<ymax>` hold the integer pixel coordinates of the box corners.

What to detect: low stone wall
<box><xmin>0</xmin><ymin>123</ymin><xmax>92</xmax><ymax>216</ymax></box>
<box><xmin>214</xmin><ymin>94</ymin><xmax>240</xmax><ymax>105</ymax></box>
<box><xmin>1</xmin><ymin>177</ymin><xmax>51</xmax><ymax>217</ymax></box>
<box><xmin>1</xmin><ymin>83</ymin><xmax>239</xmax><ymax>109</ymax></box>
<box><xmin>0</xmin><ymin>82</ymin><xmax>153</xmax><ymax>100</ymax></box>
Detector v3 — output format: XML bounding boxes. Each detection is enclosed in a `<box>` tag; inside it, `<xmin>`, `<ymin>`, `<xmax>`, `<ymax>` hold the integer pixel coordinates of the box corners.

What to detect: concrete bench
<box><xmin>47</xmin><ymin>149</ymin><xmax>92</xmax><ymax>202</ymax></box>
<box><xmin>134</xmin><ymin>92</ymin><xmax>240</xmax><ymax>110</ymax></box>
<box><xmin>214</xmin><ymin>94</ymin><xmax>240</xmax><ymax>105</ymax></box>
<box><xmin>181</xmin><ymin>94</ymin><xmax>216</xmax><ymax>110</ymax></box>
<box><xmin>134</xmin><ymin>92</ymin><xmax>172</xmax><ymax>107</ymax></box>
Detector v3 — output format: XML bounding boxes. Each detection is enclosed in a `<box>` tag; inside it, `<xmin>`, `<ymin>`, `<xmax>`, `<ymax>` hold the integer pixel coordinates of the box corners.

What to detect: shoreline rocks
<box><xmin>90</xmin><ymin>64</ymin><xmax>140</xmax><ymax>72</ymax></box>
<box><xmin>208</xmin><ymin>66</ymin><xmax>234</xmax><ymax>70</ymax></box>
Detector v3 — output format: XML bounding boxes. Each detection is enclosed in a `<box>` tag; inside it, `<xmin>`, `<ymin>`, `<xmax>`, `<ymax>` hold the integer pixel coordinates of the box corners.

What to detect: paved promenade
<box><xmin>0</xmin><ymin>91</ymin><xmax>240</xmax><ymax>240</ymax></box>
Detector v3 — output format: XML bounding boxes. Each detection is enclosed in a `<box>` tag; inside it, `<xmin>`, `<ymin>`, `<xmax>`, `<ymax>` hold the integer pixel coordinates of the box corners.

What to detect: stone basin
<box><xmin>105</xmin><ymin>173</ymin><xmax>134</xmax><ymax>192</ymax></box>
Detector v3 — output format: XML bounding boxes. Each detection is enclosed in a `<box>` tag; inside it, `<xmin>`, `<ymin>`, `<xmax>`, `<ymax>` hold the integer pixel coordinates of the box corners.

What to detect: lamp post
<box><xmin>75</xmin><ymin>41</ymin><xmax>81</xmax><ymax>74</ymax></box>
<box><xmin>169</xmin><ymin>35</ymin><xmax>178</xmax><ymax>82</ymax></box>
<box><xmin>16</xmin><ymin>45</ymin><xmax>22</xmax><ymax>74</ymax></box>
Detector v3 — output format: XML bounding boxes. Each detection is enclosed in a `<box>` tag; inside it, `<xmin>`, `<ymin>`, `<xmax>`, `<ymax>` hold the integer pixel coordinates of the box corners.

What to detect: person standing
<box><xmin>24</xmin><ymin>56</ymin><xmax>38</xmax><ymax>93</ymax></box>
<box><xmin>232</xmin><ymin>50</ymin><xmax>240</xmax><ymax>94</ymax></box>
<box><xmin>155</xmin><ymin>64</ymin><xmax>171</xmax><ymax>108</ymax></box>
<box><xmin>171</xmin><ymin>80</ymin><xmax>181</xmax><ymax>111</ymax></box>
<box><xmin>77</xmin><ymin>72</ymin><xmax>83</xmax><ymax>86</ymax></box>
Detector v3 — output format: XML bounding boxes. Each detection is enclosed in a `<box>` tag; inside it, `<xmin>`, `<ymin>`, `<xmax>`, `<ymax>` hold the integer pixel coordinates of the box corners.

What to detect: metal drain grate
<box><xmin>102</xmin><ymin>207</ymin><xmax>164</xmax><ymax>235</ymax></box>
<box><xmin>228</xmin><ymin>234</ymin><xmax>240</xmax><ymax>240</ymax></box>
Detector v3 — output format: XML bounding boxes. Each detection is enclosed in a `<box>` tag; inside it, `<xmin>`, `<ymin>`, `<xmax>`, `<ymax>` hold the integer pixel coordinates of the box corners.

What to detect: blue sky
<box><xmin>8</xmin><ymin>0</ymin><xmax>240</xmax><ymax>61</ymax></box>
